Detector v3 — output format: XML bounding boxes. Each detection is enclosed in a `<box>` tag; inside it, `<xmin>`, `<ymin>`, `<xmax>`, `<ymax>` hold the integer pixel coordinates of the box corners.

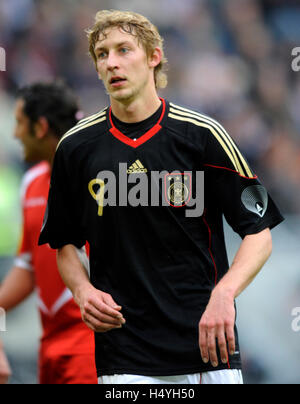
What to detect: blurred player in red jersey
<box><xmin>0</xmin><ymin>82</ymin><xmax>97</xmax><ymax>384</ymax></box>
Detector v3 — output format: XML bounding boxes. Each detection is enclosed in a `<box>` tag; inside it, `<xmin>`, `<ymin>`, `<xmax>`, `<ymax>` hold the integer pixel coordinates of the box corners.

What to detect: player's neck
<box><xmin>110</xmin><ymin>89</ymin><xmax>161</xmax><ymax>124</ymax></box>
<box><xmin>44</xmin><ymin>137</ymin><xmax>59</xmax><ymax>171</ymax></box>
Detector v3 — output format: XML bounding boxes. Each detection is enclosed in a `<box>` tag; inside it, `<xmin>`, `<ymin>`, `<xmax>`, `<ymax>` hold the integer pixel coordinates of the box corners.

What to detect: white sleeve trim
<box><xmin>14</xmin><ymin>253</ymin><xmax>33</xmax><ymax>271</ymax></box>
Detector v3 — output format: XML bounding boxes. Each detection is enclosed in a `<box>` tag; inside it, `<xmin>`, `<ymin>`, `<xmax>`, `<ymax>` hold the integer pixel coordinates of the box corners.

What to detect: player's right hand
<box><xmin>0</xmin><ymin>340</ymin><xmax>12</xmax><ymax>384</ymax></box>
<box><xmin>76</xmin><ymin>284</ymin><xmax>126</xmax><ymax>333</ymax></box>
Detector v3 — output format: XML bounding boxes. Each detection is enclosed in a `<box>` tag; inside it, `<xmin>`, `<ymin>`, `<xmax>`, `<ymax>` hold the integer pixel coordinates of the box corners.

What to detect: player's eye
<box><xmin>97</xmin><ymin>51</ymin><xmax>107</xmax><ymax>59</ymax></box>
<box><xmin>119</xmin><ymin>47</ymin><xmax>129</xmax><ymax>54</ymax></box>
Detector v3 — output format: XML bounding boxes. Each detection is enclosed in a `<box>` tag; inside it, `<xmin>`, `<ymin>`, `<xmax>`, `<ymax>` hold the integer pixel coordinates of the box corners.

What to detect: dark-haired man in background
<box><xmin>0</xmin><ymin>82</ymin><xmax>97</xmax><ymax>384</ymax></box>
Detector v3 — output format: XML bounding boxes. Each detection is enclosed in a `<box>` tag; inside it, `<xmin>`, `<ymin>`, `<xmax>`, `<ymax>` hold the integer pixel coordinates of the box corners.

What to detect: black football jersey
<box><xmin>39</xmin><ymin>99</ymin><xmax>284</xmax><ymax>377</ymax></box>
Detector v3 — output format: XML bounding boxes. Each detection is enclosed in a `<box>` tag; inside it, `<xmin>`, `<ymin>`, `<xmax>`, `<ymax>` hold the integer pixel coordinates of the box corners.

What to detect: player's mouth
<box><xmin>109</xmin><ymin>76</ymin><xmax>127</xmax><ymax>88</ymax></box>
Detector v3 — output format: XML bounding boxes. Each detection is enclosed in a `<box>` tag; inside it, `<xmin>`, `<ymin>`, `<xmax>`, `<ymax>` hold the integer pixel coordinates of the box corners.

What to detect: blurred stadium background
<box><xmin>0</xmin><ymin>0</ymin><xmax>300</xmax><ymax>384</ymax></box>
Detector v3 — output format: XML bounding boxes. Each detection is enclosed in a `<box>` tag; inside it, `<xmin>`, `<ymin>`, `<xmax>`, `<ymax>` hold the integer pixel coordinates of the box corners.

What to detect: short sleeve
<box><xmin>203</xmin><ymin>121</ymin><xmax>284</xmax><ymax>238</ymax></box>
<box><xmin>38</xmin><ymin>145</ymin><xmax>86</xmax><ymax>249</ymax></box>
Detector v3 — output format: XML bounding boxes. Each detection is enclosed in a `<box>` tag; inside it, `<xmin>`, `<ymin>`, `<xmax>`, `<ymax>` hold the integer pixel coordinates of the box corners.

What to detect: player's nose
<box><xmin>106</xmin><ymin>51</ymin><xmax>120</xmax><ymax>71</ymax></box>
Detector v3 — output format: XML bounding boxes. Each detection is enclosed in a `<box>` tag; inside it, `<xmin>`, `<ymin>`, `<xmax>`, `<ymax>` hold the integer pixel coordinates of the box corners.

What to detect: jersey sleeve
<box><xmin>203</xmin><ymin>121</ymin><xmax>284</xmax><ymax>238</ymax></box>
<box><xmin>38</xmin><ymin>144</ymin><xmax>86</xmax><ymax>249</ymax></box>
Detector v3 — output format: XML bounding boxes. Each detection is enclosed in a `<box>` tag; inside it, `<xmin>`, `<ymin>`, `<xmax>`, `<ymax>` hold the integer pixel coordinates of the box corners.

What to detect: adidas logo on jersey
<box><xmin>127</xmin><ymin>160</ymin><xmax>148</xmax><ymax>174</ymax></box>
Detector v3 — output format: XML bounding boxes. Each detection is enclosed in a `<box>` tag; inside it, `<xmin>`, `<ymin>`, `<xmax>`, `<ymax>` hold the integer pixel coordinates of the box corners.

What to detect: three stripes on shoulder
<box><xmin>56</xmin><ymin>108</ymin><xmax>107</xmax><ymax>150</ymax></box>
<box><xmin>169</xmin><ymin>103</ymin><xmax>254</xmax><ymax>179</ymax></box>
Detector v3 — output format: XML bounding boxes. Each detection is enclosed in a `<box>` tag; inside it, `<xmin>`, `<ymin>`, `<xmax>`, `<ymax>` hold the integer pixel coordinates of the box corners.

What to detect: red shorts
<box><xmin>39</xmin><ymin>353</ymin><xmax>97</xmax><ymax>384</ymax></box>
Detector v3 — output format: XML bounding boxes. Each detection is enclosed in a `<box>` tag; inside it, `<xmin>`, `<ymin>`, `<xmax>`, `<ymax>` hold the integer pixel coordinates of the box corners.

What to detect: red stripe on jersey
<box><xmin>202</xmin><ymin>211</ymin><xmax>218</xmax><ymax>286</ymax></box>
<box><xmin>203</xmin><ymin>210</ymin><xmax>232</xmax><ymax>369</ymax></box>
<box><xmin>204</xmin><ymin>164</ymin><xmax>258</xmax><ymax>180</ymax></box>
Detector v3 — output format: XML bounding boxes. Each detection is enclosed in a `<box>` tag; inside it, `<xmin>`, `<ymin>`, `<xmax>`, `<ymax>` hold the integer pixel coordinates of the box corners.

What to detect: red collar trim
<box><xmin>109</xmin><ymin>98</ymin><xmax>166</xmax><ymax>148</ymax></box>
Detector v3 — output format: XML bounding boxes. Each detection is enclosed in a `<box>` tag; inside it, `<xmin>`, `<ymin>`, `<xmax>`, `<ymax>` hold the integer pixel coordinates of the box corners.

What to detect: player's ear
<box><xmin>34</xmin><ymin>117</ymin><xmax>49</xmax><ymax>140</ymax></box>
<box><xmin>148</xmin><ymin>47</ymin><xmax>162</xmax><ymax>69</ymax></box>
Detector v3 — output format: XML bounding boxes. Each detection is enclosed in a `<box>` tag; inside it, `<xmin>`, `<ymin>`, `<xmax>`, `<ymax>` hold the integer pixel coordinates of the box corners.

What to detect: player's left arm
<box><xmin>199</xmin><ymin>227</ymin><xmax>272</xmax><ymax>367</ymax></box>
<box><xmin>198</xmin><ymin>118</ymin><xmax>283</xmax><ymax>367</ymax></box>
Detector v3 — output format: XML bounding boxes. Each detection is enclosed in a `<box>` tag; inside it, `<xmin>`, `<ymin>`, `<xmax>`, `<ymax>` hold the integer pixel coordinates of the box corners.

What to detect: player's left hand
<box><xmin>198</xmin><ymin>288</ymin><xmax>236</xmax><ymax>368</ymax></box>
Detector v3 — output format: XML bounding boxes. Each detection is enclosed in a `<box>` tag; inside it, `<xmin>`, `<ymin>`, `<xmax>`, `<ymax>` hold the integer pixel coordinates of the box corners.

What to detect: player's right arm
<box><xmin>40</xmin><ymin>140</ymin><xmax>125</xmax><ymax>332</ymax></box>
<box><xmin>0</xmin><ymin>266</ymin><xmax>35</xmax><ymax>311</ymax></box>
<box><xmin>57</xmin><ymin>244</ymin><xmax>125</xmax><ymax>332</ymax></box>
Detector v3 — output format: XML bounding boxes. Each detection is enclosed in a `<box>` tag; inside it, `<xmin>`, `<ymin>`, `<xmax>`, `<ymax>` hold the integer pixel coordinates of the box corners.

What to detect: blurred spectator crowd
<box><xmin>1</xmin><ymin>0</ymin><xmax>300</xmax><ymax>228</ymax></box>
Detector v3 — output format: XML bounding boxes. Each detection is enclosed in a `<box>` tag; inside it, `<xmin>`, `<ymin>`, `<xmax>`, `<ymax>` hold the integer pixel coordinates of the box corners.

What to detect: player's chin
<box><xmin>110</xmin><ymin>89</ymin><xmax>133</xmax><ymax>102</ymax></box>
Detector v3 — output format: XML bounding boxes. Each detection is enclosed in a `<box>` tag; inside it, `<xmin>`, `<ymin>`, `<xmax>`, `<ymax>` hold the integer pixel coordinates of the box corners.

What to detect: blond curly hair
<box><xmin>86</xmin><ymin>10</ymin><xmax>168</xmax><ymax>89</ymax></box>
